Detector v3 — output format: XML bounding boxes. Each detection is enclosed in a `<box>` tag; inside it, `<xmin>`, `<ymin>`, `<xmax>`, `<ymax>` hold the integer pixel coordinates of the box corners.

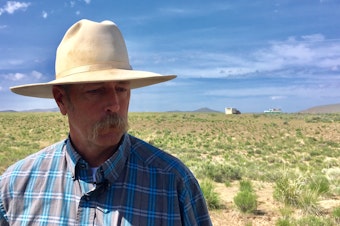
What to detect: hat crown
<box><xmin>55</xmin><ymin>19</ymin><xmax>131</xmax><ymax>78</ymax></box>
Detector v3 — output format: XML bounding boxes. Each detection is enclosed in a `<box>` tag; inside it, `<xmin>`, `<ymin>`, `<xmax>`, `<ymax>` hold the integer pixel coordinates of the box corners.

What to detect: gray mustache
<box><xmin>91</xmin><ymin>113</ymin><xmax>129</xmax><ymax>138</ymax></box>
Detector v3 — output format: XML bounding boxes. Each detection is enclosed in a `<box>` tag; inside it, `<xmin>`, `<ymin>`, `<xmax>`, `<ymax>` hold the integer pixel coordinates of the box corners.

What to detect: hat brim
<box><xmin>10</xmin><ymin>69</ymin><xmax>176</xmax><ymax>98</ymax></box>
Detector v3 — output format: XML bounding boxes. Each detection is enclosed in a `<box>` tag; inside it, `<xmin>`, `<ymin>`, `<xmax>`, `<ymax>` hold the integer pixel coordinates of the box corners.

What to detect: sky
<box><xmin>0</xmin><ymin>0</ymin><xmax>339</xmax><ymax>113</ymax></box>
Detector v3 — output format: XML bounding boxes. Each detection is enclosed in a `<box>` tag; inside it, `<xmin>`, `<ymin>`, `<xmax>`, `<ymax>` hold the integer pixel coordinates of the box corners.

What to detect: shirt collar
<box><xmin>64</xmin><ymin>133</ymin><xmax>131</xmax><ymax>183</ymax></box>
<box><xmin>100</xmin><ymin>133</ymin><xmax>131</xmax><ymax>182</ymax></box>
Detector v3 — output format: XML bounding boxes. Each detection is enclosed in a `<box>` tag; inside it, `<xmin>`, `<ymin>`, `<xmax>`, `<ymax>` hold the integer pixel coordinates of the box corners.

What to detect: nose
<box><xmin>105</xmin><ymin>89</ymin><xmax>120</xmax><ymax>113</ymax></box>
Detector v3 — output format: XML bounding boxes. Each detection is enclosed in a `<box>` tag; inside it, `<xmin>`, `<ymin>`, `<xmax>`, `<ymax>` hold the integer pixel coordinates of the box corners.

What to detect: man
<box><xmin>0</xmin><ymin>19</ymin><xmax>212</xmax><ymax>225</ymax></box>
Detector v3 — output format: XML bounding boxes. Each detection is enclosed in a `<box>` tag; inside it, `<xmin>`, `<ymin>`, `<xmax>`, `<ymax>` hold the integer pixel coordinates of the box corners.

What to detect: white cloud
<box><xmin>67</xmin><ymin>0</ymin><xmax>90</xmax><ymax>8</ymax></box>
<box><xmin>31</xmin><ymin>70</ymin><xmax>42</xmax><ymax>79</ymax></box>
<box><xmin>158</xmin><ymin>3</ymin><xmax>231</xmax><ymax>17</ymax></box>
<box><xmin>257</xmin><ymin>35</ymin><xmax>340</xmax><ymax>72</ymax></box>
<box><xmin>0</xmin><ymin>25</ymin><xmax>7</xmax><ymax>29</ymax></box>
<box><xmin>319</xmin><ymin>0</ymin><xmax>332</xmax><ymax>3</ymax></box>
<box><xmin>204</xmin><ymin>87</ymin><xmax>286</xmax><ymax>97</ymax></box>
<box><xmin>0</xmin><ymin>59</ymin><xmax>24</xmax><ymax>70</ymax></box>
<box><xmin>203</xmin><ymin>80</ymin><xmax>340</xmax><ymax>99</ymax></box>
<box><xmin>6</xmin><ymin>72</ymin><xmax>26</xmax><ymax>81</ymax></box>
<box><xmin>189</xmin><ymin>34</ymin><xmax>340</xmax><ymax>78</ymax></box>
<box><xmin>271</xmin><ymin>96</ymin><xmax>286</xmax><ymax>100</ymax></box>
<box><xmin>13</xmin><ymin>73</ymin><xmax>25</xmax><ymax>81</ymax></box>
<box><xmin>132</xmin><ymin>32</ymin><xmax>340</xmax><ymax>81</ymax></box>
<box><xmin>8</xmin><ymin>59</ymin><xmax>24</xmax><ymax>65</ymax></box>
<box><xmin>160</xmin><ymin>8</ymin><xmax>193</xmax><ymax>15</ymax></box>
<box><xmin>0</xmin><ymin>1</ymin><xmax>31</xmax><ymax>16</ymax></box>
<box><xmin>42</xmin><ymin>10</ymin><xmax>48</xmax><ymax>19</ymax></box>
<box><xmin>301</xmin><ymin>34</ymin><xmax>325</xmax><ymax>42</ymax></box>
<box><xmin>2</xmin><ymin>71</ymin><xmax>43</xmax><ymax>83</ymax></box>
<box><xmin>70</xmin><ymin>1</ymin><xmax>76</xmax><ymax>8</ymax></box>
<box><xmin>272</xmin><ymin>44</ymin><xmax>314</xmax><ymax>62</ymax></box>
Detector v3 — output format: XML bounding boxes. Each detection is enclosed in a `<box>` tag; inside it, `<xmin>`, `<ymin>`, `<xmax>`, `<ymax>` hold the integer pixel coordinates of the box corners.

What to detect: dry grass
<box><xmin>1</xmin><ymin>112</ymin><xmax>340</xmax><ymax>225</ymax></box>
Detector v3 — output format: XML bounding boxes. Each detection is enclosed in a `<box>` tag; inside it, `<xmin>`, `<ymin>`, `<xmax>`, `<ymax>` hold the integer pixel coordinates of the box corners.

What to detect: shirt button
<box><xmin>80</xmin><ymin>163</ymin><xmax>86</xmax><ymax>169</ymax></box>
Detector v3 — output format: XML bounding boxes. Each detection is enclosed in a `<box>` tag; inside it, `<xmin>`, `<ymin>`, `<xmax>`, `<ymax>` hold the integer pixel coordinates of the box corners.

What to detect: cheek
<box><xmin>123</xmin><ymin>95</ymin><xmax>130</xmax><ymax>109</ymax></box>
<box><xmin>120</xmin><ymin>102</ymin><xmax>130</xmax><ymax>117</ymax></box>
<box><xmin>69</xmin><ymin>113</ymin><xmax>96</xmax><ymax>136</ymax></box>
<box><xmin>67</xmin><ymin>105</ymin><xmax>91</xmax><ymax>126</ymax></box>
<box><xmin>124</xmin><ymin>99</ymin><xmax>130</xmax><ymax>109</ymax></box>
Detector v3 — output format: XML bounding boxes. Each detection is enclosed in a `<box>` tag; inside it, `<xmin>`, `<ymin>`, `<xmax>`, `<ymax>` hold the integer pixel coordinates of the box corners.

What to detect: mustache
<box><xmin>91</xmin><ymin>113</ymin><xmax>129</xmax><ymax>138</ymax></box>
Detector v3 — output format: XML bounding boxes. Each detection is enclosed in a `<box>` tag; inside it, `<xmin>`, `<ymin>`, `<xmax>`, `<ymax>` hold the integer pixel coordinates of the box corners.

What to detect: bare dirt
<box><xmin>209</xmin><ymin>181</ymin><xmax>340</xmax><ymax>225</ymax></box>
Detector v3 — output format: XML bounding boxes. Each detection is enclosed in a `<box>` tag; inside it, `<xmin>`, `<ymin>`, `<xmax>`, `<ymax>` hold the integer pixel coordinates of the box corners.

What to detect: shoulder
<box><xmin>0</xmin><ymin>140</ymin><xmax>66</xmax><ymax>182</ymax></box>
<box><xmin>128</xmin><ymin>134</ymin><xmax>194</xmax><ymax>179</ymax></box>
<box><xmin>126</xmin><ymin>135</ymin><xmax>211</xmax><ymax>224</ymax></box>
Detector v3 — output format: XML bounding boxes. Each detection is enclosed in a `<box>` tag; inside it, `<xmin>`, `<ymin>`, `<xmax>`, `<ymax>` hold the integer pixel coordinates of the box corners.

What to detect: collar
<box><xmin>64</xmin><ymin>133</ymin><xmax>131</xmax><ymax>184</ymax></box>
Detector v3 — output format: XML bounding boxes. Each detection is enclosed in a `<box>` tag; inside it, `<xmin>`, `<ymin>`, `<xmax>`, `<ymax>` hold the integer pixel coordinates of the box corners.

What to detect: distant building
<box><xmin>225</xmin><ymin>107</ymin><xmax>241</xmax><ymax>114</ymax></box>
<box><xmin>264</xmin><ymin>108</ymin><xmax>282</xmax><ymax>114</ymax></box>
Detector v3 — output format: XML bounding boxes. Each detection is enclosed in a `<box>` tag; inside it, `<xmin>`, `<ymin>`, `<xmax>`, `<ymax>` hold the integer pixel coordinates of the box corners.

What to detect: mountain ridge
<box><xmin>1</xmin><ymin>104</ymin><xmax>340</xmax><ymax>113</ymax></box>
<box><xmin>299</xmin><ymin>103</ymin><xmax>340</xmax><ymax>113</ymax></box>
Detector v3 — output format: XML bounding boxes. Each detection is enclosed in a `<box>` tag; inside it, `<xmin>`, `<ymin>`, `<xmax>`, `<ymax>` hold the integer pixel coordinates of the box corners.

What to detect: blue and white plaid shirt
<box><xmin>0</xmin><ymin>133</ymin><xmax>211</xmax><ymax>225</ymax></box>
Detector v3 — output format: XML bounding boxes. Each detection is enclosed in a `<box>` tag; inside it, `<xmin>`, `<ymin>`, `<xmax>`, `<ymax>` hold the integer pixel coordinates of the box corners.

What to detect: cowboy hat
<box><xmin>10</xmin><ymin>19</ymin><xmax>176</xmax><ymax>98</ymax></box>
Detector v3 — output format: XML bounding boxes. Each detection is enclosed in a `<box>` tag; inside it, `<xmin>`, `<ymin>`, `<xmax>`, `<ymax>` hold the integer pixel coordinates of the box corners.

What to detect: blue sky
<box><xmin>0</xmin><ymin>0</ymin><xmax>339</xmax><ymax>113</ymax></box>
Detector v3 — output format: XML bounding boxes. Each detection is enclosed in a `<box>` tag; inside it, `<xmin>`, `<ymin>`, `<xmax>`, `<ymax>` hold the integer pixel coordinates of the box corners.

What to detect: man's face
<box><xmin>54</xmin><ymin>82</ymin><xmax>130</xmax><ymax>153</ymax></box>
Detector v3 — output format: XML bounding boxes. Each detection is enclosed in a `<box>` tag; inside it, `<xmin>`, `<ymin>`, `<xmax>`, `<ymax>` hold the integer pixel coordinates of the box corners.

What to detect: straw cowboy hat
<box><xmin>10</xmin><ymin>19</ymin><xmax>176</xmax><ymax>98</ymax></box>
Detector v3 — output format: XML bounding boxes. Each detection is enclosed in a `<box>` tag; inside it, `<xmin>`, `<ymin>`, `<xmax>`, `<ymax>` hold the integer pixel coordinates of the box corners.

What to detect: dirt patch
<box><xmin>209</xmin><ymin>181</ymin><xmax>340</xmax><ymax>225</ymax></box>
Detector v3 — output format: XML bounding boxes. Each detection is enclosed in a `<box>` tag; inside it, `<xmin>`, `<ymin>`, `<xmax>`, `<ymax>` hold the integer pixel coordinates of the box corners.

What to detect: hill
<box><xmin>167</xmin><ymin>107</ymin><xmax>221</xmax><ymax>113</ymax></box>
<box><xmin>0</xmin><ymin>108</ymin><xmax>59</xmax><ymax>113</ymax></box>
<box><xmin>192</xmin><ymin>107</ymin><xmax>221</xmax><ymax>113</ymax></box>
<box><xmin>300</xmin><ymin>103</ymin><xmax>340</xmax><ymax>113</ymax></box>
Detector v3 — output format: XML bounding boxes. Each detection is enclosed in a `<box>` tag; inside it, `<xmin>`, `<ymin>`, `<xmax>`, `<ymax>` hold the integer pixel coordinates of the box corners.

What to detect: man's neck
<box><xmin>69</xmin><ymin>136</ymin><xmax>121</xmax><ymax>167</ymax></box>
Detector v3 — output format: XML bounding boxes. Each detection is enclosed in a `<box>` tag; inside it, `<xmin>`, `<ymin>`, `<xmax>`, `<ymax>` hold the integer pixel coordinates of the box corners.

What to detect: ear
<box><xmin>52</xmin><ymin>85</ymin><xmax>68</xmax><ymax>115</ymax></box>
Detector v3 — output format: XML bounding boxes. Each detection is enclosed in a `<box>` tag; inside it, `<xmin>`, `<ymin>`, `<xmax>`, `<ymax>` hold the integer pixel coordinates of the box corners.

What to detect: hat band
<box><xmin>56</xmin><ymin>61</ymin><xmax>132</xmax><ymax>79</ymax></box>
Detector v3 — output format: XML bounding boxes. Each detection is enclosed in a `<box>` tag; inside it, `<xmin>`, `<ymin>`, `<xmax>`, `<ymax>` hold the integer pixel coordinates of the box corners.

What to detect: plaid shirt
<box><xmin>0</xmin><ymin>134</ymin><xmax>211</xmax><ymax>226</ymax></box>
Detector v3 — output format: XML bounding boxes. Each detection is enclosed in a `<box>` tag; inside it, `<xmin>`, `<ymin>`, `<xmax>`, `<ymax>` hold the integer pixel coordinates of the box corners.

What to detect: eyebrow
<box><xmin>117</xmin><ymin>81</ymin><xmax>130</xmax><ymax>85</ymax></box>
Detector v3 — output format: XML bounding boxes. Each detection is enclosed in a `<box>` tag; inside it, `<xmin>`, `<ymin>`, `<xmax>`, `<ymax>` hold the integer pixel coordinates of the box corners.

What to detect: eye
<box><xmin>115</xmin><ymin>87</ymin><xmax>127</xmax><ymax>93</ymax></box>
<box><xmin>86</xmin><ymin>87</ymin><xmax>104</xmax><ymax>94</ymax></box>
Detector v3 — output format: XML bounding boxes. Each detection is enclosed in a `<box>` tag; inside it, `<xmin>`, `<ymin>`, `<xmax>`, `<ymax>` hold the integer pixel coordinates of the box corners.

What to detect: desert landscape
<box><xmin>0</xmin><ymin>112</ymin><xmax>339</xmax><ymax>225</ymax></box>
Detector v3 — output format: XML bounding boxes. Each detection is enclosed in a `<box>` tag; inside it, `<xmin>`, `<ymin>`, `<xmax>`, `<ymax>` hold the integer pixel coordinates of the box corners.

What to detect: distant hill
<box><xmin>1</xmin><ymin>107</ymin><xmax>222</xmax><ymax>113</ymax></box>
<box><xmin>0</xmin><ymin>108</ymin><xmax>59</xmax><ymax>113</ymax></box>
<box><xmin>193</xmin><ymin>107</ymin><xmax>221</xmax><ymax>113</ymax></box>
<box><xmin>3</xmin><ymin>105</ymin><xmax>339</xmax><ymax>114</ymax></box>
<box><xmin>22</xmin><ymin>108</ymin><xmax>59</xmax><ymax>112</ymax></box>
<box><xmin>167</xmin><ymin>107</ymin><xmax>221</xmax><ymax>113</ymax></box>
<box><xmin>0</xmin><ymin>110</ymin><xmax>17</xmax><ymax>113</ymax></box>
<box><xmin>300</xmin><ymin>103</ymin><xmax>340</xmax><ymax>113</ymax></box>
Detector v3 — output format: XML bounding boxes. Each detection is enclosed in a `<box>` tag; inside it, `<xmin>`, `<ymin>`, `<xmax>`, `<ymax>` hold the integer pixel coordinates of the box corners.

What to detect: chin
<box><xmin>96</xmin><ymin>131</ymin><xmax>124</xmax><ymax>144</ymax></box>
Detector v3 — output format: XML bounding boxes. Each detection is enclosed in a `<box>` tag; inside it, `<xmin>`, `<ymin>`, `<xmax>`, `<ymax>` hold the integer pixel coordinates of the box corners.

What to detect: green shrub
<box><xmin>297</xmin><ymin>189</ymin><xmax>321</xmax><ymax>215</ymax></box>
<box><xmin>309</xmin><ymin>175</ymin><xmax>330</xmax><ymax>195</ymax></box>
<box><xmin>200</xmin><ymin>179</ymin><xmax>222</xmax><ymax>210</ymax></box>
<box><xmin>239</xmin><ymin>180</ymin><xmax>254</xmax><ymax>192</ymax></box>
<box><xmin>332</xmin><ymin>206</ymin><xmax>340</xmax><ymax>224</ymax></box>
<box><xmin>234</xmin><ymin>190</ymin><xmax>257</xmax><ymax>213</ymax></box>
<box><xmin>279</xmin><ymin>206</ymin><xmax>294</xmax><ymax>218</ymax></box>
<box><xmin>273</xmin><ymin>171</ymin><xmax>323</xmax><ymax>214</ymax></box>
<box><xmin>273</xmin><ymin>172</ymin><xmax>301</xmax><ymax>207</ymax></box>
<box><xmin>234</xmin><ymin>180</ymin><xmax>257</xmax><ymax>213</ymax></box>
<box><xmin>275</xmin><ymin>218</ymin><xmax>293</xmax><ymax>226</ymax></box>
<box><xmin>296</xmin><ymin>215</ymin><xmax>333</xmax><ymax>226</ymax></box>
<box><xmin>197</xmin><ymin>162</ymin><xmax>241</xmax><ymax>183</ymax></box>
